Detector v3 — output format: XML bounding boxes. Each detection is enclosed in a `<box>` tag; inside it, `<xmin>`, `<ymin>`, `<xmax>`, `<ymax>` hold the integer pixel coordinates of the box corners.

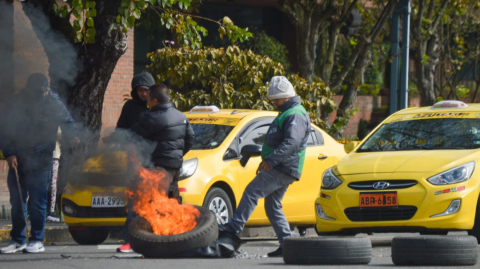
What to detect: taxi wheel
<box><xmin>68</xmin><ymin>227</ymin><xmax>110</xmax><ymax>245</ymax></box>
<box><xmin>203</xmin><ymin>187</ymin><xmax>233</xmax><ymax>225</ymax></box>
<box><xmin>392</xmin><ymin>236</ymin><xmax>478</xmax><ymax>266</ymax></box>
<box><xmin>128</xmin><ymin>206</ymin><xmax>218</xmax><ymax>258</ymax></box>
<box><xmin>283</xmin><ymin>237</ymin><xmax>372</xmax><ymax>265</ymax></box>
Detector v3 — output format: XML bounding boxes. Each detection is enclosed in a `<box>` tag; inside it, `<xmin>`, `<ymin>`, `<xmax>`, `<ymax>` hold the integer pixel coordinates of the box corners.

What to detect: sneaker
<box><xmin>0</xmin><ymin>240</ymin><xmax>26</xmax><ymax>254</ymax></box>
<box><xmin>23</xmin><ymin>241</ymin><xmax>45</xmax><ymax>253</ymax></box>
<box><xmin>267</xmin><ymin>247</ymin><xmax>283</xmax><ymax>257</ymax></box>
<box><xmin>46</xmin><ymin>214</ymin><xmax>60</xmax><ymax>223</ymax></box>
<box><xmin>218</xmin><ymin>224</ymin><xmax>240</xmax><ymax>236</ymax></box>
<box><xmin>116</xmin><ymin>243</ymin><xmax>133</xmax><ymax>253</ymax></box>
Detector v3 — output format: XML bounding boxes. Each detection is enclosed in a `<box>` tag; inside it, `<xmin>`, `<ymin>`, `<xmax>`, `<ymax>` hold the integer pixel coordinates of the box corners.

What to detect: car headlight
<box><xmin>322</xmin><ymin>167</ymin><xmax>342</xmax><ymax>189</ymax></box>
<box><xmin>179</xmin><ymin>158</ymin><xmax>198</xmax><ymax>180</ymax></box>
<box><xmin>427</xmin><ymin>162</ymin><xmax>475</xmax><ymax>185</ymax></box>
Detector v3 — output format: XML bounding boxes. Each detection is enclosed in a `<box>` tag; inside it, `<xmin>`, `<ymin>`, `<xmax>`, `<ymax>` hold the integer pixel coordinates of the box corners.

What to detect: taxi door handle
<box><xmin>318</xmin><ymin>156</ymin><xmax>328</xmax><ymax>160</ymax></box>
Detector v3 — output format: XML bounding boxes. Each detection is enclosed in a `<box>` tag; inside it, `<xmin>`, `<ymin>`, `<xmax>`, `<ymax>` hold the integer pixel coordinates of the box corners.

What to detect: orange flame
<box><xmin>128</xmin><ymin>163</ymin><xmax>200</xmax><ymax>235</ymax></box>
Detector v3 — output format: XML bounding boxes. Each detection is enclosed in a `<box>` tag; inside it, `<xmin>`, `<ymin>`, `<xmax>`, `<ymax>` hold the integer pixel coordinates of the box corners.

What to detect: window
<box><xmin>358</xmin><ymin>118</ymin><xmax>480</xmax><ymax>152</ymax></box>
<box><xmin>191</xmin><ymin>124</ymin><xmax>234</xmax><ymax>150</ymax></box>
<box><xmin>240</xmin><ymin>125</ymin><xmax>270</xmax><ymax>146</ymax></box>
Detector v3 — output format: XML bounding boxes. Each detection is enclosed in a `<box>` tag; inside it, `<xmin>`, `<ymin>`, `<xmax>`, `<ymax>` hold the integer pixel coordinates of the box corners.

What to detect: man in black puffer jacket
<box><xmin>130</xmin><ymin>83</ymin><xmax>195</xmax><ymax>183</ymax></box>
<box><xmin>116</xmin><ymin>72</ymin><xmax>155</xmax><ymax>130</ymax></box>
<box><xmin>117</xmin><ymin>83</ymin><xmax>195</xmax><ymax>253</ymax></box>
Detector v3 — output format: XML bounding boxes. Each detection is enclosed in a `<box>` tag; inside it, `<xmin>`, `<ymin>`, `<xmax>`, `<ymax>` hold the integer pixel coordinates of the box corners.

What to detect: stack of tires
<box><xmin>392</xmin><ymin>236</ymin><xmax>478</xmax><ymax>266</ymax></box>
<box><xmin>283</xmin><ymin>237</ymin><xmax>372</xmax><ymax>265</ymax></box>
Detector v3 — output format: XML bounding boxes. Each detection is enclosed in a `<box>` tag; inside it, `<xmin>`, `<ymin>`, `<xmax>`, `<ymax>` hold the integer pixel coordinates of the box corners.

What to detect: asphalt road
<box><xmin>0</xmin><ymin>239</ymin><xmax>478</xmax><ymax>269</ymax></box>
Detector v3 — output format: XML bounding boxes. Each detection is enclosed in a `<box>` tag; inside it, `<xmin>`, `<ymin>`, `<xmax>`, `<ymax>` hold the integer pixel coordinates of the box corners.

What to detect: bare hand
<box><xmin>257</xmin><ymin>161</ymin><xmax>271</xmax><ymax>174</ymax></box>
<box><xmin>6</xmin><ymin>156</ymin><xmax>18</xmax><ymax>168</ymax></box>
<box><xmin>261</xmin><ymin>161</ymin><xmax>271</xmax><ymax>171</ymax></box>
<box><xmin>70</xmin><ymin>137</ymin><xmax>80</xmax><ymax>147</ymax></box>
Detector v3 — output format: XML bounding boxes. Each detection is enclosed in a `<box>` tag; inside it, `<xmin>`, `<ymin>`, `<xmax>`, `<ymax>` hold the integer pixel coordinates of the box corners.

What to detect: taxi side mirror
<box><xmin>344</xmin><ymin>141</ymin><xmax>359</xmax><ymax>153</ymax></box>
<box><xmin>240</xmin><ymin>144</ymin><xmax>262</xmax><ymax>167</ymax></box>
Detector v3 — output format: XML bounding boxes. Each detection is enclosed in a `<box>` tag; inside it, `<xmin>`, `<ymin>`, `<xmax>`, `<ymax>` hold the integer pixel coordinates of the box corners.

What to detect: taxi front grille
<box><xmin>348</xmin><ymin>180</ymin><xmax>417</xmax><ymax>190</ymax></box>
<box><xmin>344</xmin><ymin>206</ymin><xmax>417</xmax><ymax>222</ymax></box>
<box><xmin>62</xmin><ymin>198</ymin><xmax>127</xmax><ymax>218</ymax></box>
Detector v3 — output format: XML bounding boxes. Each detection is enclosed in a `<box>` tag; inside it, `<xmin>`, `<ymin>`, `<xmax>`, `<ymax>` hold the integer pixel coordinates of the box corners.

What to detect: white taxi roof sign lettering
<box><xmin>189</xmin><ymin>105</ymin><xmax>220</xmax><ymax>113</ymax></box>
<box><xmin>431</xmin><ymin>100</ymin><xmax>468</xmax><ymax>109</ymax></box>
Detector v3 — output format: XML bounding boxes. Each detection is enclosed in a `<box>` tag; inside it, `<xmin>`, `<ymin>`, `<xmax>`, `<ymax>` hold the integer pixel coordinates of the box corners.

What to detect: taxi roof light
<box><xmin>430</xmin><ymin>100</ymin><xmax>468</xmax><ymax>109</ymax></box>
<box><xmin>189</xmin><ymin>105</ymin><xmax>220</xmax><ymax>113</ymax></box>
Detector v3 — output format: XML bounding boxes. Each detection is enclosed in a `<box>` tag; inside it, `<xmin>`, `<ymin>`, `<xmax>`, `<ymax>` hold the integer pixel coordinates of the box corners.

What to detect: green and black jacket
<box><xmin>261</xmin><ymin>96</ymin><xmax>311</xmax><ymax>180</ymax></box>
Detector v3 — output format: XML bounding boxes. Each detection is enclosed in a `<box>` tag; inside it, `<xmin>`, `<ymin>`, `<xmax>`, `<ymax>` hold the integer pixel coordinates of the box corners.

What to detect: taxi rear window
<box><xmin>358</xmin><ymin>118</ymin><xmax>480</xmax><ymax>152</ymax></box>
<box><xmin>191</xmin><ymin>124</ymin><xmax>234</xmax><ymax>150</ymax></box>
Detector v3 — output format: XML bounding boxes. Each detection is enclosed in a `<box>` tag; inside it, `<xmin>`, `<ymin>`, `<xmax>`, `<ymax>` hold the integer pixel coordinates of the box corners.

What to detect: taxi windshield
<box><xmin>191</xmin><ymin>124</ymin><xmax>234</xmax><ymax>150</ymax></box>
<box><xmin>358</xmin><ymin>118</ymin><xmax>480</xmax><ymax>152</ymax></box>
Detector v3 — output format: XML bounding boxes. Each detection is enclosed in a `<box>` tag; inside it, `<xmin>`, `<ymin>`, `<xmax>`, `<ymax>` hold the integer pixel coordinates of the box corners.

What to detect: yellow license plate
<box><xmin>360</xmin><ymin>192</ymin><xmax>398</xmax><ymax>207</ymax></box>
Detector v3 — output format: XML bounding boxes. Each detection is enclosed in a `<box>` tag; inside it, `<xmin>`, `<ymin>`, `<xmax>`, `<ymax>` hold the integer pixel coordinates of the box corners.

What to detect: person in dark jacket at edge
<box><xmin>0</xmin><ymin>73</ymin><xmax>80</xmax><ymax>254</ymax></box>
<box><xmin>116</xmin><ymin>72</ymin><xmax>156</xmax><ymax>130</ymax></box>
<box><xmin>218</xmin><ymin>76</ymin><xmax>311</xmax><ymax>258</ymax></box>
<box><xmin>116</xmin><ymin>83</ymin><xmax>195</xmax><ymax>253</ymax></box>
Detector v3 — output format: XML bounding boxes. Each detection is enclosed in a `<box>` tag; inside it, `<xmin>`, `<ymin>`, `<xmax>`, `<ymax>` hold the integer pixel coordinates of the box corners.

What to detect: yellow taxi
<box><xmin>62</xmin><ymin>105</ymin><xmax>346</xmax><ymax>244</ymax></box>
<box><xmin>315</xmin><ymin>100</ymin><xmax>480</xmax><ymax>241</ymax></box>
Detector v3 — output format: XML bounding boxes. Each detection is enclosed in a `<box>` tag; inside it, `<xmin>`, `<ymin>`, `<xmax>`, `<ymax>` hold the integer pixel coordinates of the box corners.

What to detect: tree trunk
<box><xmin>331</xmin><ymin>50</ymin><xmax>371</xmax><ymax>139</ymax></box>
<box><xmin>317</xmin><ymin>22</ymin><xmax>340</xmax><ymax>85</ymax></box>
<box><xmin>23</xmin><ymin>1</ymin><xmax>127</xmax><ymax>153</ymax></box>
<box><xmin>296</xmin><ymin>18</ymin><xmax>317</xmax><ymax>83</ymax></box>
<box><xmin>415</xmin><ymin>35</ymin><xmax>439</xmax><ymax>106</ymax></box>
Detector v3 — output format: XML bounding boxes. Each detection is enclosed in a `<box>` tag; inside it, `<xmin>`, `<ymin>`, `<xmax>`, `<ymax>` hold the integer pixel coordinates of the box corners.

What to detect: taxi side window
<box><xmin>315</xmin><ymin>129</ymin><xmax>324</xmax><ymax>146</ymax></box>
<box><xmin>241</xmin><ymin>125</ymin><xmax>270</xmax><ymax>146</ymax></box>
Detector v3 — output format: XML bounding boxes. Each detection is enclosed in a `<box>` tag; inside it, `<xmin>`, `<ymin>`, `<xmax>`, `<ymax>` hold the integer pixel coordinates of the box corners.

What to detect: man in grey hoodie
<box><xmin>219</xmin><ymin>76</ymin><xmax>311</xmax><ymax>258</ymax></box>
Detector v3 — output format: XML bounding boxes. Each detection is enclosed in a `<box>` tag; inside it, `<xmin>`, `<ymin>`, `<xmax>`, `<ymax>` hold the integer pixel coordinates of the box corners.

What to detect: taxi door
<box><xmin>235</xmin><ymin>118</ymin><xmax>273</xmax><ymax>224</ymax></box>
<box><xmin>281</xmin><ymin>128</ymin><xmax>334</xmax><ymax>224</ymax></box>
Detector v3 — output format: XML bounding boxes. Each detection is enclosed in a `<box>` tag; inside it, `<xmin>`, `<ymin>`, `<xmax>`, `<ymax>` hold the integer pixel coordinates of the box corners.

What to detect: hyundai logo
<box><xmin>373</xmin><ymin>181</ymin><xmax>390</xmax><ymax>189</ymax></box>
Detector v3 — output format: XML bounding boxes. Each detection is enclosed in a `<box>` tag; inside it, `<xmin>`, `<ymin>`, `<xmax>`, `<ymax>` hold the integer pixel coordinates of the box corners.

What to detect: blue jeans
<box><xmin>228</xmin><ymin>168</ymin><xmax>295</xmax><ymax>244</ymax></box>
<box><xmin>7</xmin><ymin>168</ymin><xmax>50</xmax><ymax>244</ymax></box>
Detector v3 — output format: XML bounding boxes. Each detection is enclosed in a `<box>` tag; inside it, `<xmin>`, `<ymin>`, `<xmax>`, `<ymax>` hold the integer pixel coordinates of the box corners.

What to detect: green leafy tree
<box><xmin>410</xmin><ymin>0</ymin><xmax>480</xmax><ymax>105</ymax></box>
<box><xmin>146</xmin><ymin>45</ymin><xmax>335</xmax><ymax>128</ymax></box>
<box><xmin>242</xmin><ymin>31</ymin><xmax>291</xmax><ymax>71</ymax></box>
<box><xmin>18</xmin><ymin>0</ymin><xmax>251</xmax><ymax>151</ymax></box>
<box><xmin>277</xmin><ymin>0</ymin><xmax>399</xmax><ymax>138</ymax></box>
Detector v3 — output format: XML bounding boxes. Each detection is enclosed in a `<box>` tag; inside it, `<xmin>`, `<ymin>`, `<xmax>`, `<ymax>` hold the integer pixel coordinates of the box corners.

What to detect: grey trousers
<box><xmin>229</xmin><ymin>168</ymin><xmax>295</xmax><ymax>244</ymax></box>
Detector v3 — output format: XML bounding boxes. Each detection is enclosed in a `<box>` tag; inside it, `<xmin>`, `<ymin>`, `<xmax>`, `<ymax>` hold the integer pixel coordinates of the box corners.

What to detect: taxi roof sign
<box><xmin>430</xmin><ymin>100</ymin><xmax>468</xmax><ymax>109</ymax></box>
<box><xmin>189</xmin><ymin>105</ymin><xmax>220</xmax><ymax>113</ymax></box>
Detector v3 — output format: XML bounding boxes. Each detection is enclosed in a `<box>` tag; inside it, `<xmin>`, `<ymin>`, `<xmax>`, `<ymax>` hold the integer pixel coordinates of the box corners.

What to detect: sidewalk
<box><xmin>0</xmin><ymin>219</ymin><xmax>426</xmax><ymax>246</ymax></box>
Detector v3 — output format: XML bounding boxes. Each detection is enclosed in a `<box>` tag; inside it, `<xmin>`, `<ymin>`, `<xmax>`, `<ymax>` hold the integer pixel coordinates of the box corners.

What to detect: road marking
<box><xmin>98</xmin><ymin>245</ymin><xmax>121</xmax><ymax>250</ymax></box>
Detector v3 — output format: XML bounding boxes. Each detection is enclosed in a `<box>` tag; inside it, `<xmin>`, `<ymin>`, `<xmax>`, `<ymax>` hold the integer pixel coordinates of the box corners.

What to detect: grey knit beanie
<box><xmin>268</xmin><ymin>76</ymin><xmax>295</xmax><ymax>100</ymax></box>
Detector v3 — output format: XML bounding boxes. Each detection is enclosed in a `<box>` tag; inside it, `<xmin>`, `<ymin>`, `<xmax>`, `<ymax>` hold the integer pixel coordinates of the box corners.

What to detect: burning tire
<box><xmin>128</xmin><ymin>205</ymin><xmax>218</xmax><ymax>258</ymax></box>
<box><xmin>392</xmin><ymin>236</ymin><xmax>478</xmax><ymax>266</ymax></box>
<box><xmin>283</xmin><ymin>237</ymin><xmax>372</xmax><ymax>265</ymax></box>
<box><xmin>68</xmin><ymin>227</ymin><xmax>110</xmax><ymax>245</ymax></box>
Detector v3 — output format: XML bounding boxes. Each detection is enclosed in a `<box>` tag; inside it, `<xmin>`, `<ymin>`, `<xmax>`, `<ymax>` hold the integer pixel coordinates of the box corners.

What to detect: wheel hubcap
<box><xmin>209</xmin><ymin>197</ymin><xmax>229</xmax><ymax>225</ymax></box>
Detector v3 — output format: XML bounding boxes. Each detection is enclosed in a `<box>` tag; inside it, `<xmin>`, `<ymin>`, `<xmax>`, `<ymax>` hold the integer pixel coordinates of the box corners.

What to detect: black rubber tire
<box><xmin>283</xmin><ymin>237</ymin><xmax>372</xmax><ymax>265</ymax></box>
<box><xmin>202</xmin><ymin>187</ymin><xmax>233</xmax><ymax>225</ymax></box>
<box><xmin>128</xmin><ymin>205</ymin><xmax>218</xmax><ymax>258</ymax></box>
<box><xmin>392</xmin><ymin>236</ymin><xmax>478</xmax><ymax>266</ymax></box>
<box><xmin>68</xmin><ymin>227</ymin><xmax>110</xmax><ymax>245</ymax></box>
